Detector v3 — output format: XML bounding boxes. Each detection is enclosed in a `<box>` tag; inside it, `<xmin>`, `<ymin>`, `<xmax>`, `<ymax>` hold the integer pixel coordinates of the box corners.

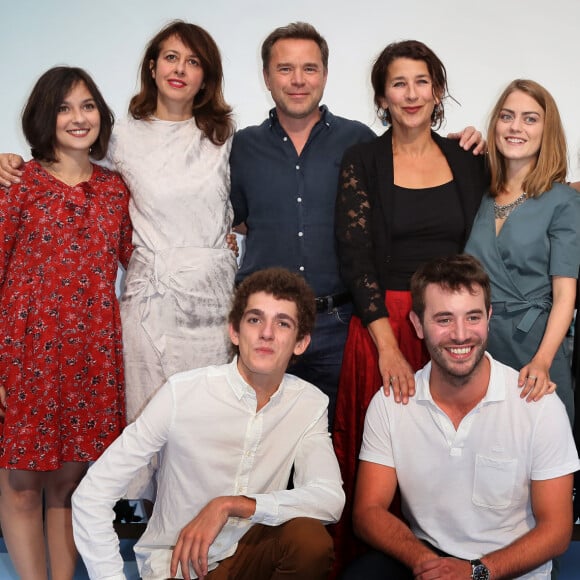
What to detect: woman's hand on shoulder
<box><xmin>0</xmin><ymin>154</ymin><xmax>25</xmax><ymax>187</ymax></box>
<box><xmin>518</xmin><ymin>358</ymin><xmax>556</xmax><ymax>402</ymax></box>
<box><xmin>378</xmin><ymin>345</ymin><xmax>416</xmax><ymax>404</ymax></box>
<box><xmin>447</xmin><ymin>126</ymin><xmax>487</xmax><ymax>156</ymax></box>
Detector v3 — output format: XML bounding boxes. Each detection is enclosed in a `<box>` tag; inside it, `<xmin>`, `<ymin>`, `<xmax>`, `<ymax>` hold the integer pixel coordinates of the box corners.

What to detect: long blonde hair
<box><xmin>487</xmin><ymin>79</ymin><xmax>567</xmax><ymax>198</ymax></box>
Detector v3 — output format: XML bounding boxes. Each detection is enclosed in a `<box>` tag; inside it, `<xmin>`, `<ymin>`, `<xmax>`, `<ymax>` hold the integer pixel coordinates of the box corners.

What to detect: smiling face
<box><xmin>150</xmin><ymin>34</ymin><xmax>205</xmax><ymax>119</ymax></box>
<box><xmin>380</xmin><ymin>58</ymin><xmax>440</xmax><ymax>131</ymax></box>
<box><xmin>495</xmin><ymin>89</ymin><xmax>545</xmax><ymax>170</ymax></box>
<box><xmin>54</xmin><ymin>81</ymin><xmax>101</xmax><ymax>158</ymax></box>
<box><xmin>229</xmin><ymin>291</ymin><xmax>311</xmax><ymax>388</ymax></box>
<box><xmin>263</xmin><ymin>38</ymin><xmax>327</xmax><ymax>125</ymax></box>
<box><xmin>410</xmin><ymin>283</ymin><xmax>490</xmax><ymax>383</ymax></box>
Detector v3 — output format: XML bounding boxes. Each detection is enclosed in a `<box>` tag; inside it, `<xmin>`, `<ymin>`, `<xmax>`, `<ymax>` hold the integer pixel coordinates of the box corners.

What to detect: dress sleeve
<box><xmin>548</xmin><ymin>189</ymin><xmax>580</xmax><ymax>278</ymax></box>
<box><xmin>335</xmin><ymin>146</ymin><xmax>388</xmax><ymax>324</ymax></box>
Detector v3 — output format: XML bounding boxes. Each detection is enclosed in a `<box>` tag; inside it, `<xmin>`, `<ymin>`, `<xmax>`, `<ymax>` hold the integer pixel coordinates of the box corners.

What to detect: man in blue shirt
<box><xmin>230</xmin><ymin>22</ymin><xmax>481</xmax><ymax>425</ymax></box>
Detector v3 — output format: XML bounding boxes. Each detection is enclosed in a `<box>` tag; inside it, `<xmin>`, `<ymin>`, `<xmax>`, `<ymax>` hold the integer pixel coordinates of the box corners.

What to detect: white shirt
<box><xmin>72</xmin><ymin>359</ymin><xmax>344</xmax><ymax>580</ymax></box>
<box><xmin>361</xmin><ymin>353</ymin><xmax>579</xmax><ymax>580</ymax></box>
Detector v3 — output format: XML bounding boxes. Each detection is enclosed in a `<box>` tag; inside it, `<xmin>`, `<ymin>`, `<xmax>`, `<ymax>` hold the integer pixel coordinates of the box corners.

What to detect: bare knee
<box><xmin>277</xmin><ymin>517</ymin><xmax>334</xmax><ymax>578</ymax></box>
<box><xmin>45</xmin><ymin>462</ymin><xmax>88</xmax><ymax>508</ymax></box>
<box><xmin>0</xmin><ymin>470</ymin><xmax>44</xmax><ymax>512</ymax></box>
<box><xmin>1</xmin><ymin>484</ymin><xmax>43</xmax><ymax>512</ymax></box>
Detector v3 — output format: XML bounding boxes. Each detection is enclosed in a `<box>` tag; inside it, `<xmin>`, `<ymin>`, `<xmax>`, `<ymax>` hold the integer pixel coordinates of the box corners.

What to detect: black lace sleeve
<box><xmin>335</xmin><ymin>146</ymin><xmax>388</xmax><ymax>325</ymax></box>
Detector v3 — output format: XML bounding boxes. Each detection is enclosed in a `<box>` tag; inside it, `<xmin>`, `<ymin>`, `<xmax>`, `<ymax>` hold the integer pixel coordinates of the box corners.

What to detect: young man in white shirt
<box><xmin>72</xmin><ymin>267</ymin><xmax>344</xmax><ymax>580</ymax></box>
<box><xmin>345</xmin><ymin>254</ymin><xmax>579</xmax><ymax>580</ymax></box>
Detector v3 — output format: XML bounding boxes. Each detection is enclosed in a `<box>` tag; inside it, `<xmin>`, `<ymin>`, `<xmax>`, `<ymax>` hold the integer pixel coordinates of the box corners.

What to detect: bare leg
<box><xmin>0</xmin><ymin>468</ymin><xmax>48</xmax><ymax>580</ymax></box>
<box><xmin>45</xmin><ymin>461</ymin><xmax>89</xmax><ymax>580</ymax></box>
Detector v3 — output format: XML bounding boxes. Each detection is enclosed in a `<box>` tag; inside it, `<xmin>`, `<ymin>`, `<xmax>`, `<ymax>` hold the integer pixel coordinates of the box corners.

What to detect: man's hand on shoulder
<box><xmin>413</xmin><ymin>556</ymin><xmax>472</xmax><ymax>579</ymax></box>
<box><xmin>170</xmin><ymin>495</ymin><xmax>256</xmax><ymax>580</ymax></box>
<box><xmin>447</xmin><ymin>127</ymin><xmax>487</xmax><ymax>156</ymax></box>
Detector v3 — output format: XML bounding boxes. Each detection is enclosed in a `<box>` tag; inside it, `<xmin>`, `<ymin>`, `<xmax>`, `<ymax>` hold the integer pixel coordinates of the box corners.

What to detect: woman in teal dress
<box><xmin>466</xmin><ymin>79</ymin><xmax>580</xmax><ymax>422</ymax></box>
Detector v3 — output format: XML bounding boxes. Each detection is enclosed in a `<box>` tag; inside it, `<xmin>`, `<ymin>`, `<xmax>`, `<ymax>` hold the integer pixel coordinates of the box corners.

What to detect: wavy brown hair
<box><xmin>371</xmin><ymin>40</ymin><xmax>451</xmax><ymax>130</ymax></box>
<box><xmin>487</xmin><ymin>79</ymin><xmax>567</xmax><ymax>198</ymax></box>
<box><xmin>129</xmin><ymin>20</ymin><xmax>233</xmax><ymax>145</ymax></box>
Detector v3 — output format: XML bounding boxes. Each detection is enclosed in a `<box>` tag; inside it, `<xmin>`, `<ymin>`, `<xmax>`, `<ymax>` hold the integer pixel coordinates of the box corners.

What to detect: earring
<box><xmin>379</xmin><ymin>108</ymin><xmax>389</xmax><ymax>127</ymax></box>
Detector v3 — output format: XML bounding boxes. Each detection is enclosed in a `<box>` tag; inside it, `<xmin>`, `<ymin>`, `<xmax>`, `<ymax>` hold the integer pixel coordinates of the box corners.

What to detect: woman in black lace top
<box><xmin>332</xmin><ymin>40</ymin><xmax>488</xmax><ymax>571</ymax></box>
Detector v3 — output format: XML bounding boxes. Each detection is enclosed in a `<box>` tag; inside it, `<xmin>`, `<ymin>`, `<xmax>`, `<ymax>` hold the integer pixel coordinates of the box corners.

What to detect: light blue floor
<box><xmin>0</xmin><ymin>538</ymin><xmax>579</xmax><ymax>579</ymax></box>
<box><xmin>0</xmin><ymin>538</ymin><xmax>139</xmax><ymax>579</ymax></box>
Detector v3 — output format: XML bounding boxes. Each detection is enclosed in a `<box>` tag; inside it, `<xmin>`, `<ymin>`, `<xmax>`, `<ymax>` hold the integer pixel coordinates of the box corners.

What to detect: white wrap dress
<box><xmin>109</xmin><ymin>117</ymin><xmax>236</xmax><ymax>423</ymax></box>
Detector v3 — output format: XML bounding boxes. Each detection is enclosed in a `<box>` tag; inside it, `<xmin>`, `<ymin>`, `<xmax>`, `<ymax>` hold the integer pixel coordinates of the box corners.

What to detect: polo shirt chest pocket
<box><xmin>472</xmin><ymin>454</ymin><xmax>518</xmax><ymax>508</ymax></box>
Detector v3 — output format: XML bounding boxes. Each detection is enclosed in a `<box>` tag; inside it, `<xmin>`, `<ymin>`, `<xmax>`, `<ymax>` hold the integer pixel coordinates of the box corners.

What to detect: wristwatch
<box><xmin>470</xmin><ymin>559</ymin><xmax>490</xmax><ymax>580</ymax></box>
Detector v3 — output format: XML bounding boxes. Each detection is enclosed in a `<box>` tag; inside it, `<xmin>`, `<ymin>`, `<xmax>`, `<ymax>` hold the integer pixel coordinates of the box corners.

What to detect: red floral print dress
<box><xmin>0</xmin><ymin>161</ymin><xmax>133</xmax><ymax>470</ymax></box>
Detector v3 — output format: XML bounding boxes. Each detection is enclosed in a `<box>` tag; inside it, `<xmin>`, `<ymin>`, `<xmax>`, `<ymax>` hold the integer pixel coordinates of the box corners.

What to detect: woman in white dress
<box><xmin>115</xmin><ymin>21</ymin><xmax>236</xmax><ymax>426</ymax></box>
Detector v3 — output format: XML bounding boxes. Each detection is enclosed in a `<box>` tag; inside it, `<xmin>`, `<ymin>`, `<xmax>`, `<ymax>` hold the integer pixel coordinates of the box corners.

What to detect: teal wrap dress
<box><xmin>465</xmin><ymin>183</ymin><xmax>580</xmax><ymax>421</ymax></box>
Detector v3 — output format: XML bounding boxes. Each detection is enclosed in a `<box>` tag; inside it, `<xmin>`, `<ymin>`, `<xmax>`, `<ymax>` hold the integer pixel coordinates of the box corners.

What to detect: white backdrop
<box><xmin>2</xmin><ymin>0</ymin><xmax>580</xmax><ymax>179</ymax></box>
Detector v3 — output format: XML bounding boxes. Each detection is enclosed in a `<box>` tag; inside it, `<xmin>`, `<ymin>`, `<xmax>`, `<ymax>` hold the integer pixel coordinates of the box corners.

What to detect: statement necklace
<box><xmin>494</xmin><ymin>192</ymin><xmax>527</xmax><ymax>220</ymax></box>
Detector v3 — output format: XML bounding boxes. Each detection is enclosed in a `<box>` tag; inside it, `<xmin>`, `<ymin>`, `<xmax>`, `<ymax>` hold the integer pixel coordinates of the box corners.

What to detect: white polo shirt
<box><xmin>361</xmin><ymin>353</ymin><xmax>579</xmax><ymax>580</ymax></box>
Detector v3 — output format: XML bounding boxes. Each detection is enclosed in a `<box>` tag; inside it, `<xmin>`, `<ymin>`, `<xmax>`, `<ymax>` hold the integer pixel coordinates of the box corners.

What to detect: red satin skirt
<box><xmin>331</xmin><ymin>290</ymin><xmax>429</xmax><ymax>576</ymax></box>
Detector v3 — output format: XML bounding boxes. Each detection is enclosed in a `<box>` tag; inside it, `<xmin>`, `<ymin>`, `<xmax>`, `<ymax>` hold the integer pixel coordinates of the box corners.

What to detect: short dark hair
<box><xmin>261</xmin><ymin>22</ymin><xmax>329</xmax><ymax>71</ymax></box>
<box><xmin>371</xmin><ymin>40</ymin><xmax>451</xmax><ymax>130</ymax></box>
<box><xmin>229</xmin><ymin>268</ymin><xmax>316</xmax><ymax>342</ymax></box>
<box><xmin>129</xmin><ymin>20</ymin><xmax>233</xmax><ymax>145</ymax></box>
<box><xmin>22</xmin><ymin>66</ymin><xmax>113</xmax><ymax>163</ymax></box>
<box><xmin>410</xmin><ymin>254</ymin><xmax>491</xmax><ymax>321</ymax></box>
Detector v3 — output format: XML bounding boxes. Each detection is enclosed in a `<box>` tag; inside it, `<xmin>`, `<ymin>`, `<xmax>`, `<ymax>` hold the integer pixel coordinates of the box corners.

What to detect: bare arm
<box><xmin>171</xmin><ymin>495</ymin><xmax>256</xmax><ymax>580</ymax></box>
<box><xmin>480</xmin><ymin>475</ymin><xmax>574</xmax><ymax>578</ymax></box>
<box><xmin>0</xmin><ymin>153</ymin><xmax>24</xmax><ymax>186</ymax></box>
<box><xmin>353</xmin><ymin>461</ymin><xmax>436</xmax><ymax>569</ymax></box>
<box><xmin>518</xmin><ymin>276</ymin><xmax>576</xmax><ymax>399</ymax></box>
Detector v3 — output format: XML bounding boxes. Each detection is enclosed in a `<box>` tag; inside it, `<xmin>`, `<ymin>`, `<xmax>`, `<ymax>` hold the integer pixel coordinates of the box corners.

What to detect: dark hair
<box><xmin>410</xmin><ymin>254</ymin><xmax>491</xmax><ymax>321</ymax></box>
<box><xmin>129</xmin><ymin>20</ymin><xmax>233</xmax><ymax>145</ymax></box>
<box><xmin>261</xmin><ymin>22</ymin><xmax>329</xmax><ymax>71</ymax></box>
<box><xmin>22</xmin><ymin>66</ymin><xmax>113</xmax><ymax>163</ymax></box>
<box><xmin>487</xmin><ymin>79</ymin><xmax>567</xmax><ymax>198</ymax></box>
<box><xmin>371</xmin><ymin>40</ymin><xmax>451</xmax><ymax>130</ymax></box>
<box><xmin>229</xmin><ymin>268</ymin><xmax>316</xmax><ymax>342</ymax></box>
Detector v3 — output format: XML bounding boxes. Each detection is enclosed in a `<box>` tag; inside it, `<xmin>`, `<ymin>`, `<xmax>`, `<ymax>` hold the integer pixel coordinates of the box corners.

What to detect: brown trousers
<box><xmin>206</xmin><ymin>517</ymin><xmax>334</xmax><ymax>580</ymax></box>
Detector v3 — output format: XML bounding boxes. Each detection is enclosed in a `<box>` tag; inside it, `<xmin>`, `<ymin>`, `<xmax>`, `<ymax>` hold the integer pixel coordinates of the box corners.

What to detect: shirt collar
<box><xmin>226</xmin><ymin>356</ymin><xmax>286</xmax><ymax>402</ymax></box>
<box><xmin>268</xmin><ymin>104</ymin><xmax>333</xmax><ymax>129</ymax></box>
<box><xmin>415</xmin><ymin>352</ymin><xmax>505</xmax><ymax>404</ymax></box>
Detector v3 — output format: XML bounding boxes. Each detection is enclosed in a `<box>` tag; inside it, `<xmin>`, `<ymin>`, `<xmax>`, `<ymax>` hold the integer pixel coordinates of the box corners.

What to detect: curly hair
<box><xmin>229</xmin><ymin>268</ymin><xmax>316</xmax><ymax>342</ymax></box>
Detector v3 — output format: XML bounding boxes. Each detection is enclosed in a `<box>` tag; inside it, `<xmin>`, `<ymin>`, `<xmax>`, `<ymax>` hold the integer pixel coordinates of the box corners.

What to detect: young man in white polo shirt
<box><xmin>72</xmin><ymin>268</ymin><xmax>344</xmax><ymax>580</ymax></box>
<box><xmin>344</xmin><ymin>254</ymin><xmax>579</xmax><ymax>580</ymax></box>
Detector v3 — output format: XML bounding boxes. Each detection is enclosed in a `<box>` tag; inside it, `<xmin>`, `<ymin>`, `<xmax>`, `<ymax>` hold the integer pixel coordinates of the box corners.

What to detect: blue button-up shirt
<box><xmin>230</xmin><ymin>106</ymin><xmax>375</xmax><ymax>296</ymax></box>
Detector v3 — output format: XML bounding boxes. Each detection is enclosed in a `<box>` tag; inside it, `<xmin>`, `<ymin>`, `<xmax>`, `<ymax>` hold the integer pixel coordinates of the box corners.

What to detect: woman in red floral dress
<box><xmin>0</xmin><ymin>67</ymin><xmax>132</xmax><ymax>580</ymax></box>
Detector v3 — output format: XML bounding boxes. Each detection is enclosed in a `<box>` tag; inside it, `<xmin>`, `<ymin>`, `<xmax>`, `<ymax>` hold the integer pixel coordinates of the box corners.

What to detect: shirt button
<box><xmin>295</xmin><ymin>165</ymin><xmax>300</xmax><ymax>170</ymax></box>
<box><xmin>299</xmin><ymin>266</ymin><xmax>305</xmax><ymax>272</ymax></box>
<box><xmin>283</xmin><ymin>136</ymin><xmax>288</xmax><ymax>142</ymax></box>
<box><xmin>297</xmin><ymin>197</ymin><xmax>302</xmax><ymax>203</ymax></box>
<box><xmin>298</xmin><ymin>232</ymin><xmax>303</xmax><ymax>237</ymax></box>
